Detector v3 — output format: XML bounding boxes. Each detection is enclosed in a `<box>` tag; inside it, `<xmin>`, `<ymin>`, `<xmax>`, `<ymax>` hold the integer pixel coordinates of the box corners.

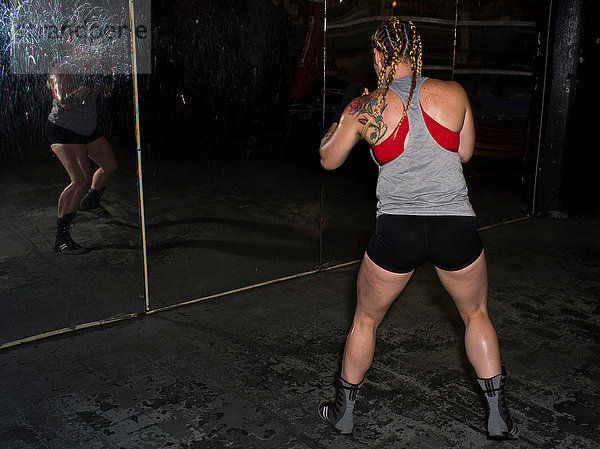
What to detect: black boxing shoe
<box><xmin>53</xmin><ymin>213</ymin><xmax>86</xmax><ymax>255</ymax></box>
<box><xmin>78</xmin><ymin>188</ymin><xmax>111</xmax><ymax>218</ymax></box>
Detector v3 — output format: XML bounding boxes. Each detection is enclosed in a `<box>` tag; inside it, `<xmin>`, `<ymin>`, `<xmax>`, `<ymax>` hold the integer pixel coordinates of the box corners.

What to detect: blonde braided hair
<box><xmin>371</xmin><ymin>18</ymin><xmax>422</xmax><ymax>138</ymax></box>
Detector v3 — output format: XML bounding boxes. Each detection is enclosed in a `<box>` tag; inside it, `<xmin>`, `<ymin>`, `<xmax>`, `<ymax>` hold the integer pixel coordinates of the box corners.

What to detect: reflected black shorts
<box><xmin>45</xmin><ymin>120</ymin><xmax>101</xmax><ymax>145</ymax></box>
<box><xmin>366</xmin><ymin>214</ymin><xmax>483</xmax><ymax>273</ymax></box>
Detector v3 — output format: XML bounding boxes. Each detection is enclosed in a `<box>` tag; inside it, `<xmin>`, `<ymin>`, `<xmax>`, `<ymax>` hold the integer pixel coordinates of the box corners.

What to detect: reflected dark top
<box><xmin>48</xmin><ymin>76</ymin><xmax>101</xmax><ymax>136</ymax></box>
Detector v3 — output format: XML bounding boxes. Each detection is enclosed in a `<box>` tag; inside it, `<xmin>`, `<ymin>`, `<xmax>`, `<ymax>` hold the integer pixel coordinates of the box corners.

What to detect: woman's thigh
<box><xmin>51</xmin><ymin>143</ymin><xmax>90</xmax><ymax>182</ymax></box>
<box><xmin>435</xmin><ymin>251</ymin><xmax>488</xmax><ymax>318</ymax></box>
<box><xmin>86</xmin><ymin>136</ymin><xmax>117</xmax><ymax>170</ymax></box>
<box><xmin>355</xmin><ymin>253</ymin><xmax>413</xmax><ymax>323</ymax></box>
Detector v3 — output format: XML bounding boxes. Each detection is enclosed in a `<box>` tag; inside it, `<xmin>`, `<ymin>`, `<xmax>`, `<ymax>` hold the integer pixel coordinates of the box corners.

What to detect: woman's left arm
<box><xmin>458</xmin><ymin>89</ymin><xmax>475</xmax><ymax>163</ymax></box>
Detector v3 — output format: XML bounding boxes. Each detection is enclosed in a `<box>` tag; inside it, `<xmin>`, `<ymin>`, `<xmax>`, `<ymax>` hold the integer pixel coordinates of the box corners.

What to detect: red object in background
<box><xmin>289</xmin><ymin>0</ymin><xmax>324</xmax><ymax>99</ymax></box>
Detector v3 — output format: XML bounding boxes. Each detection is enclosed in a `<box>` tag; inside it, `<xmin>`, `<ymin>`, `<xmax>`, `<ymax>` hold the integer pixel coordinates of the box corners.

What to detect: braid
<box><xmin>384</xmin><ymin>21</ymin><xmax>403</xmax><ymax>94</ymax></box>
<box><xmin>371</xmin><ymin>17</ymin><xmax>423</xmax><ymax>139</ymax></box>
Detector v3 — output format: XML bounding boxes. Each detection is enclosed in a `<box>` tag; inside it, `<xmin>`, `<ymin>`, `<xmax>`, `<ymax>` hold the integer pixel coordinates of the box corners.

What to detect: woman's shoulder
<box><xmin>420</xmin><ymin>78</ymin><xmax>470</xmax><ymax>131</ymax></box>
<box><xmin>342</xmin><ymin>87</ymin><xmax>400</xmax><ymax>146</ymax></box>
<box><xmin>346</xmin><ymin>88</ymin><xmax>390</xmax><ymax>123</ymax></box>
<box><xmin>421</xmin><ymin>78</ymin><xmax>468</xmax><ymax>102</ymax></box>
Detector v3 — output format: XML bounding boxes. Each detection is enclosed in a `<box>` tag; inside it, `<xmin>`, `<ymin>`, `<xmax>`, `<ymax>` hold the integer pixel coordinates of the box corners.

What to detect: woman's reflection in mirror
<box><xmin>45</xmin><ymin>38</ymin><xmax>117</xmax><ymax>254</ymax></box>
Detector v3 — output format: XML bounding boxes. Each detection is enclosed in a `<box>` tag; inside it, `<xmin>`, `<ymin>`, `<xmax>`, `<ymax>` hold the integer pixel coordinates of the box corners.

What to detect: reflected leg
<box><xmin>86</xmin><ymin>136</ymin><xmax>117</xmax><ymax>190</ymax></box>
<box><xmin>341</xmin><ymin>253</ymin><xmax>413</xmax><ymax>384</ymax></box>
<box><xmin>79</xmin><ymin>136</ymin><xmax>117</xmax><ymax>216</ymax></box>
<box><xmin>51</xmin><ymin>143</ymin><xmax>91</xmax><ymax>217</ymax></box>
<box><xmin>51</xmin><ymin>143</ymin><xmax>90</xmax><ymax>253</ymax></box>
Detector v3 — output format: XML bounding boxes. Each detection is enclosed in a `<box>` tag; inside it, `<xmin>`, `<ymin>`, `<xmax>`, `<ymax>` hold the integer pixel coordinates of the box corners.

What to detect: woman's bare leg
<box><xmin>437</xmin><ymin>252</ymin><xmax>519</xmax><ymax>438</ymax></box>
<box><xmin>86</xmin><ymin>136</ymin><xmax>117</xmax><ymax>190</ymax></box>
<box><xmin>341</xmin><ymin>253</ymin><xmax>413</xmax><ymax>384</ymax></box>
<box><xmin>51</xmin><ymin>143</ymin><xmax>91</xmax><ymax>217</ymax></box>
<box><xmin>435</xmin><ymin>251</ymin><xmax>502</xmax><ymax>378</ymax></box>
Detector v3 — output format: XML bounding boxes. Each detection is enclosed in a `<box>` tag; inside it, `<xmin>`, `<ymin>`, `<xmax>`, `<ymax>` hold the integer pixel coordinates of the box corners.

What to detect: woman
<box><xmin>317</xmin><ymin>18</ymin><xmax>519</xmax><ymax>440</ymax></box>
<box><xmin>46</xmin><ymin>63</ymin><xmax>117</xmax><ymax>254</ymax></box>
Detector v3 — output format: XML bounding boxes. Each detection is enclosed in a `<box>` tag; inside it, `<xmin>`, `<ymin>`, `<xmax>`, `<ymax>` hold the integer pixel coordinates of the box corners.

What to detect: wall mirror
<box><xmin>0</xmin><ymin>0</ymin><xmax>146</xmax><ymax>346</ymax></box>
<box><xmin>141</xmin><ymin>0</ymin><xmax>323</xmax><ymax>310</ymax></box>
<box><xmin>1</xmin><ymin>0</ymin><xmax>544</xmax><ymax>346</ymax></box>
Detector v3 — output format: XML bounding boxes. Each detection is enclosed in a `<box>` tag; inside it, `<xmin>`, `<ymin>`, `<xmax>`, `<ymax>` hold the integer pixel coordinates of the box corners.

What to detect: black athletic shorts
<box><xmin>45</xmin><ymin>120</ymin><xmax>101</xmax><ymax>145</ymax></box>
<box><xmin>366</xmin><ymin>214</ymin><xmax>483</xmax><ymax>273</ymax></box>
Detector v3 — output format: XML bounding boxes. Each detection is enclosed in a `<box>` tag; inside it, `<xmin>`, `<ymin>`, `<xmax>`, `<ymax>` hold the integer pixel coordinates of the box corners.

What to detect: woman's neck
<box><xmin>391</xmin><ymin>62</ymin><xmax>413</xmax><ymax>79</ymax></box>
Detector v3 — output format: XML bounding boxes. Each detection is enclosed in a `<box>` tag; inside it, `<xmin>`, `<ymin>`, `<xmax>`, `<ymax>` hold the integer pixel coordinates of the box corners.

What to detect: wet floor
<box><xmin>1</xmin><ymin>215</ymin><xmax>599</xmax><ymax>448</ymax></box>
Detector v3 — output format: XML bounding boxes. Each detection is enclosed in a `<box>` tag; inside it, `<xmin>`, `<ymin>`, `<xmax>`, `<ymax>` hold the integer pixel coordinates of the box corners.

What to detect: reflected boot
<box><xmin>78</xmin><ymin>188</ymin><xmax>111</xmax><ymax>217</ymax></box>
<box><xmin>53</xmin><ymin>212</ymin><xmax>86</xmax><ymax>254</ymax></box>
<box><xmin>318</xmin><ymin>376</ymin><xmax>363</xmax><ymax>434</ymax></box>
<box><xmin>477</xmin><ymin>367</ymin><xmax>520</xmax><ymax>439</ymax></box>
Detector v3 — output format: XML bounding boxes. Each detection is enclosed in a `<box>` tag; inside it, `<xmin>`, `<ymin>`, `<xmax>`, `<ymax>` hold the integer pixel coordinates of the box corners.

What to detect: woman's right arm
<box><xmin>320</xmin><ymin>88</ymin><xmax>392</xmax><ymax>169</ymax></box>
<box><xmin>320</xmin><ymin>112</ymin><xmax>362</xmax><ymax>170</ymax></box>
<box><xmin>319</xmin><ymin>84</ymin><xmax>370</xmax><ymax>170</ymax></box>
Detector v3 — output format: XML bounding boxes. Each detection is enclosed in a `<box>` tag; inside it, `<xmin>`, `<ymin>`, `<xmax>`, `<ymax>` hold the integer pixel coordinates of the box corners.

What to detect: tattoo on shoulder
<box><xmin>347</xmin><ymin>91</ymin><xmax>388</xmax><ymax>144</ymax></box>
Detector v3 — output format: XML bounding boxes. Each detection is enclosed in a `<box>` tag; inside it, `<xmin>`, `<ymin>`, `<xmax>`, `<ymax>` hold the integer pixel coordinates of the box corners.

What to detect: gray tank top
<box><xmin>48</xmin><ymin>77</ymin><xmax>100</xmax><ymax>136</ymax></box>
<box><xmin>372</xmin><ymin>76</ymin><xmax>475</xmax><ymax>217</ymax></box>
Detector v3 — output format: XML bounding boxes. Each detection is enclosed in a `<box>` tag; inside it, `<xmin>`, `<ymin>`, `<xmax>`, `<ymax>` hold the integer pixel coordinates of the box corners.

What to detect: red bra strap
<box><xmin>420</xmin><ymin>104</ymin><xmax>460</xmax><ymax>152</ymax></box>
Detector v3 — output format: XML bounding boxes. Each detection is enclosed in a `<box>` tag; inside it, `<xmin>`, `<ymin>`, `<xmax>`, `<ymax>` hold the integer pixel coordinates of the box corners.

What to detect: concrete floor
<box><xmin>1</xmin><ymin>215</ymin><xmax>599</xmax><ymax>448</ymax></box>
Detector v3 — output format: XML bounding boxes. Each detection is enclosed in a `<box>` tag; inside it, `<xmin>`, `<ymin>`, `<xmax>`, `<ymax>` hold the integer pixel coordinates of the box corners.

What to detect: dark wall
<box><xmin>524</xmin><ymin>0</ymin><xmax>599</xmax><ymax>216</ymax></box>
<box><xmin>561</xmin><ymin>0</ymin><xmax>600</xmax><ymax>217</ymax></box>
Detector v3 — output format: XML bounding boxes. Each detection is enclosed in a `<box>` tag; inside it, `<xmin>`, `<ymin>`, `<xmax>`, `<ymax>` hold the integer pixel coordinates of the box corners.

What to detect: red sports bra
<box><xmin>372</xmin><ymin>103</ymin><xmax>460</xmax><ymax>165</ymax></box>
